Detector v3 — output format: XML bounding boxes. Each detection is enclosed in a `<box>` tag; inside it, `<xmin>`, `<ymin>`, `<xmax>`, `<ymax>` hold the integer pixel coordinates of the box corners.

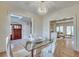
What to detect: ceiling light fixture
<box><xmin>38</xmin><ymin>1</ymin><xmax>48</xmax><ymax>15</ymax></box>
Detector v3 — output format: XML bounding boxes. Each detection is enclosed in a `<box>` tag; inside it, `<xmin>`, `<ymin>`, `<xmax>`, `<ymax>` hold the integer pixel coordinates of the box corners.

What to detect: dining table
<box><xmin>26</xmin><ymin>40</ymin><xmax>53</xmax><ymax>57</ymax></box>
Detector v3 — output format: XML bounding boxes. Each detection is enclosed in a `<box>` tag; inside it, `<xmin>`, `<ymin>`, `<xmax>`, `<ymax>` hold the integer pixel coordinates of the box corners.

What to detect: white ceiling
<box><xmin>0</xmin><ymin>1</ymin><xmax>79</xmax><ymax>16</ymax></box>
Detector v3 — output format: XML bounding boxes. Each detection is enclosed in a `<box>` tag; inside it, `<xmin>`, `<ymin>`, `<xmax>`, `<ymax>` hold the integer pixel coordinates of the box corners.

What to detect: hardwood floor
<box><xmin>54</xmin><ymin>38</ymin><xmax>79</xmax><ymax>57</ymax></box>
<box><xmin>0</xmin><ymin>52</ymin><xmax>6</xmax><ymax>57</ymax></box>
<box><xmin>1</xmin><ymin>38</ymin><xmax>79</xmax><ymax>57</ymax></box>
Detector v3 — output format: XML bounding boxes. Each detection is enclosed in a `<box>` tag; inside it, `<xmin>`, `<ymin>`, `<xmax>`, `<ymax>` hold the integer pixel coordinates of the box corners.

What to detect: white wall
<box><xmin>43</xmin><ymin>5</ymin><xmax>76</xmax><ymax>39</ymax></box>
<box><xmin>43</xmin><ymin>4</ymin><xmax>79</xmax><ymax>51</ymax></box>
<box><xmin>11</xmin><ymin>16</ymin><xmax>31</xmax><ymax>39</ymax></box>
<box><xmin>10</xmin><ymin>8</ymin><xmax>43</xmax><ymax>38</ymax></box>
<box><xmin>0</xmin><ymin>4</ymin><xmax>43</xmax><ymax>52</ymax></box>
<box><xmin>11</xmin><ymin>16</ymin><xmax>31</xmax><ymax>47</ymax></box>
<box><xmin>0</xmin><ymin>5</ymin><xmax>10</xmax><ymax>52</ymax></box>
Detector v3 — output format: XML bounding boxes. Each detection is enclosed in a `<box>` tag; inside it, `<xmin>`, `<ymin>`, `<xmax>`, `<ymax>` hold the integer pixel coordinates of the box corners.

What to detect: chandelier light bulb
<box><xmin>38</xmin><ymin>6</ymin><xmax>47</xmax><ymax>15</ymax></box>
<box><xmin>38</xmin><ymin>1</ymin><xmax>48</xmax><ymax>15</ymax></box>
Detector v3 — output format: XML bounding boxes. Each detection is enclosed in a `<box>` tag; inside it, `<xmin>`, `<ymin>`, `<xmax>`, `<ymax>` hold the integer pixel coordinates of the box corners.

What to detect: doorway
<box><xmin>50</xmin><ymin>17</ymin><xmax>74</xmax><ymax>49</ymax></box>
<box><xmin>11</xmin><ymin>24</ymin><xmax>22</xmax><ymax>40</ymax></box>
<box><xmin>8</xmin><ymin>14</ymin><xmax>33</xmax><ymax>56</ymax></box>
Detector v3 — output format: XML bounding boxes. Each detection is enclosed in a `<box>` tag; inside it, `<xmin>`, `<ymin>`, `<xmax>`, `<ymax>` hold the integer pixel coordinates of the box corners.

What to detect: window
<box><xmin>72</xmin><ymin>26</ymin><xmax>74</xmax><ymax>35</ymax></box>
<box><xmin>56</xmin><ymin>26</ymin><xmax>60</xmax><ymax>32</ymax></box>
<box><xmin>66</xmin><ymin>26</ymin><xmax>74</xmax><ymax>35</ymax></box>
<box><xmin>60</xmin><ymin>26</ymin><xmax>63</xmax><ymax>32</ymax></box>
<box><xmin>56</xmin><ymin>26</ymin><xmax>63</xmax><ymax>32</ymax></box>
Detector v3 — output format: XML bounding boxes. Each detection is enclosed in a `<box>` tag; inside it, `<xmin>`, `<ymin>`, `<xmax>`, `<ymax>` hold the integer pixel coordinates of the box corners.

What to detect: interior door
<box><xmin>11</xmin><ymin>24</ymin><xmax>22</xmax><ymax>40</ymax></box>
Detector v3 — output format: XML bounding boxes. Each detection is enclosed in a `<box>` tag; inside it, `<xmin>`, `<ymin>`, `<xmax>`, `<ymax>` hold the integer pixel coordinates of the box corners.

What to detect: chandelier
<box><xmin>38</xmin><ymin>1</ymin><xmax>48</xmax><ymax>15</ymax></box>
